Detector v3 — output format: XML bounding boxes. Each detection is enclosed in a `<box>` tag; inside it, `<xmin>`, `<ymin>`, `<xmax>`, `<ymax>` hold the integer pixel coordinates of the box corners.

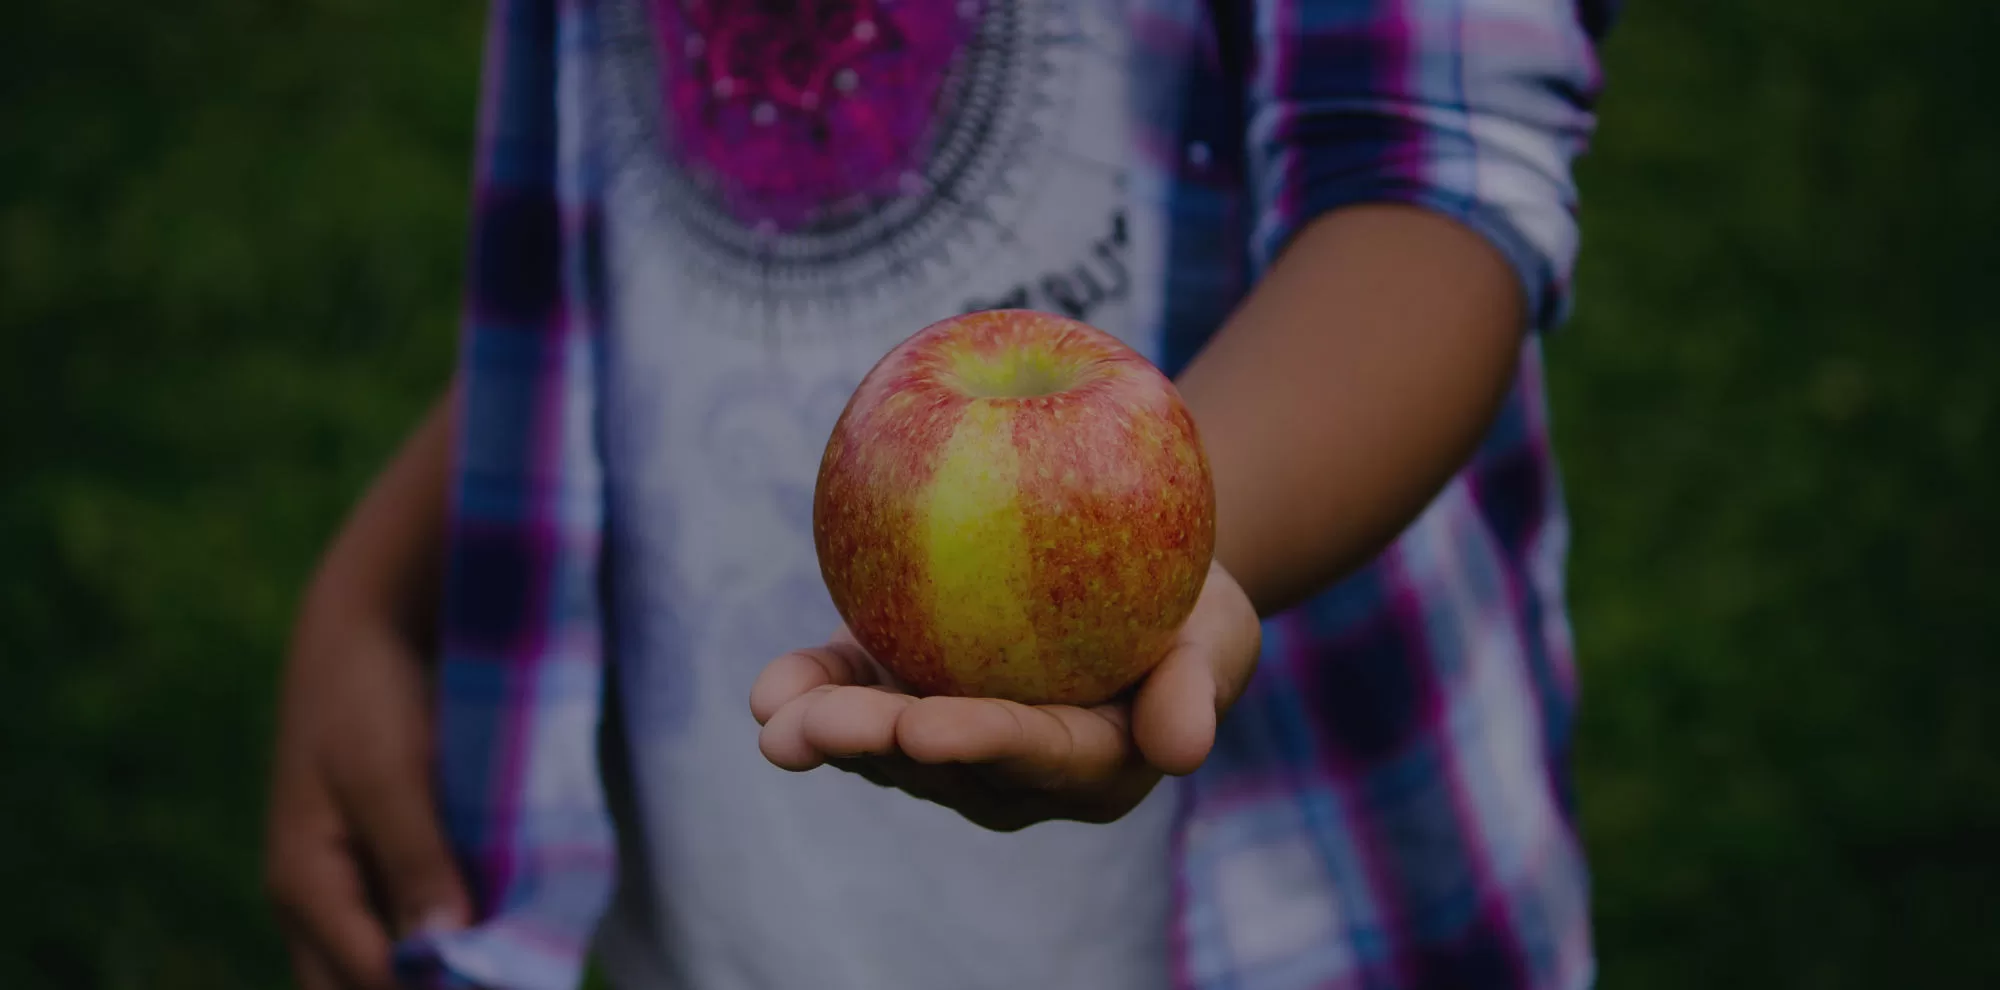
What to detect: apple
<box><xmin>812</xmin><ymin>309</ymin><xmax>1216</xmax><ymax>706</ymax></box>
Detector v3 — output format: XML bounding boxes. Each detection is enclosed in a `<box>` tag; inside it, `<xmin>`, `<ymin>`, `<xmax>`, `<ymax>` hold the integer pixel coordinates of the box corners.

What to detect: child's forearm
<box><xmin>1174</xmin><ymin>204</ymin><xmax>1528</xmax><ymax>617</ymax></box>
<box><xmin>295</xmin><ymin>378</ymin><xmax>459</xmax><ymax>650</ymax></box>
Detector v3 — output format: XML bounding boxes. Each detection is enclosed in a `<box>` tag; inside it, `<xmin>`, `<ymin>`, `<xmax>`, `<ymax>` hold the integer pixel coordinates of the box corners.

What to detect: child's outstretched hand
<box><xmin>749</xmin><ymin>560</ymin><xmax>1261</xmax><ymax>831</ymax></box>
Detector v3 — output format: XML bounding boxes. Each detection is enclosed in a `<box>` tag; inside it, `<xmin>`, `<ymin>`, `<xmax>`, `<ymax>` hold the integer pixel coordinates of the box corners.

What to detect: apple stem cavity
<box><xmin>947</xmin><ymin>346</ymin><xmax>1084</xmax><ymax>400</ymax></box>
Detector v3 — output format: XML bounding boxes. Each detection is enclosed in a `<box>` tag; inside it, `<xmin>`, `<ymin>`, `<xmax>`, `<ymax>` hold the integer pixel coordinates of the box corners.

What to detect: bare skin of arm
<box><xmin>1179</xmin><ymin>202</ymin><xmax>1527</xmax><ymax>617</ymax></box>
<box><xmin>753</xmin><ymin>202</ymin><xmax>1529</xmax><ymax>824</ymax></box>
<box><xmin>264</xmin><ymin>381</ymin><xmax>468</xmax><ymax>990</ymax></box>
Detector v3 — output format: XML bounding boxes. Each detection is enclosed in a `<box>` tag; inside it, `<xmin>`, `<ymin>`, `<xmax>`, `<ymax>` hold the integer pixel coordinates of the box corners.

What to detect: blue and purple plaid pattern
<box><xmin>398</xmin><ymin>1</ymin><xmax>1614</xmax><ymax>987</ymax></box>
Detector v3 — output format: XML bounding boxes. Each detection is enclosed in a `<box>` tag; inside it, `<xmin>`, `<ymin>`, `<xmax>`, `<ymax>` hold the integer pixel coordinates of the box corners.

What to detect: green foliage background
<box><xmin>3</xmin><ymin>1</ymin><xmax>1994</xmax><ymax>986</ymax></box>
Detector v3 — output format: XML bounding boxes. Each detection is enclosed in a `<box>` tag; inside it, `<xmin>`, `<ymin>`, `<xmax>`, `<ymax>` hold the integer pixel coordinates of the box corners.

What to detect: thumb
<box><xmin>323</xmin><ymin>649</ymin><xmax>474</xmax><ymax>938</ymax></box>
<box><xmin>371</xmin><ymin>792</ymin><xmax>473</xmax><ymax>940</ymax></box>
<box><xmin>332</xmin><ymin>729</ymin><xmax>473</xmax><ymax>937</ymax></box>
<box><xmin>1132</xmin><ymin>562</ymin><xmax>1262</xmax><ymax>777</ymax></box>
<box><xmin>1131</xmin><ymin>645</ymin><xmax>1219</xmax><ymax>777</ymax></box>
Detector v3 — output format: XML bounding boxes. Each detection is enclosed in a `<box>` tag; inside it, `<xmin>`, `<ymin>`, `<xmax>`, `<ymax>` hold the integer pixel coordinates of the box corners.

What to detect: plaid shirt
<box><xmin>397</xmin><ymin>1</ymin><xmax>1615</xmax><ymax>987</ymax></box>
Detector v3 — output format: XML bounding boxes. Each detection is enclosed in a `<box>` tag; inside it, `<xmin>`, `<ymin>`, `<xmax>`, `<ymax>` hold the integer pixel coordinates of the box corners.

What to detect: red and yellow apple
<box><xmin>812</xmin><ymin>309</ymin><xmax>1215</xmax><ymax>706</ymax></box>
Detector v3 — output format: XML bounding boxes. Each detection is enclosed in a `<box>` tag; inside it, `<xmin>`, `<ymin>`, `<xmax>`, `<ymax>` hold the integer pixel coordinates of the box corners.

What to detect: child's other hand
<box><xmin>749</xmin><ymin>561</ymin><xmax>1261</xmax><ymax>831</ymax></box>
<box><xmin>264</xmin><ymin>617</ymin><xmax>471</xmax><ymax>989</ymax></box>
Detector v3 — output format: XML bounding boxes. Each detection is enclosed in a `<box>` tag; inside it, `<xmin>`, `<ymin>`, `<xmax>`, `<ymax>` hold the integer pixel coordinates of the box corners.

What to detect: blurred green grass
<box><xmin>2</xmin><ymin>1</ymin><xmax>1994</xmax><ymax>987</ymax></box>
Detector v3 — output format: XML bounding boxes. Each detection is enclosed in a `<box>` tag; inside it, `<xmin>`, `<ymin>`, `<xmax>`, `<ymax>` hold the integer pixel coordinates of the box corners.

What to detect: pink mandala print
<box><xmin>600</xmin><ymin>0</ymin><xmax>1076</xmax><ymax>329</ymax></box>
<box><xmin>650</xmin><ymin>0</ymin><xmax>983</xmax><ymax>232</ymax></box>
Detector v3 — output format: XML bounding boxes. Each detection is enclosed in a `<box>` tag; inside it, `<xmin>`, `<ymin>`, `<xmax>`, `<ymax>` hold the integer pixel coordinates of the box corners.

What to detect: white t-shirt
<box><xmin>586</xmin><ymin>2</ymin><xmax>1181</xmax><ymax>987</ymax></box>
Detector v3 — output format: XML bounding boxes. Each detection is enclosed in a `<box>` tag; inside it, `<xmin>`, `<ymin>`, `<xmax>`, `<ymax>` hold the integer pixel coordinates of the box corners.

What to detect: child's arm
<box><xmin>753</xmin><ymin>0</ymin><xmax>1604</xmax><ymax>829</ymax></box>
<box><xmin>750</xmin><ymin>204</ymin><xmax>1525</xmax><ymax>826</ymax></box>
<box><xmin>264</xmin><ymin>381</ymin><xmax>471</xmax><ymax>989</ymax></box>
<box><xmin>1180</xmin><ymin>203</ymin><xmax>1526</xmax><ymax>617</ymax></box>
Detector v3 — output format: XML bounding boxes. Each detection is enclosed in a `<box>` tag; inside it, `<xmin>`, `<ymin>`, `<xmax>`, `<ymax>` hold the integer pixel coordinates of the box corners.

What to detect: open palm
<box><xmin>749</xmin><ymin>561</ymin><xmax>1262</xmax><ymax>831</ymax></box>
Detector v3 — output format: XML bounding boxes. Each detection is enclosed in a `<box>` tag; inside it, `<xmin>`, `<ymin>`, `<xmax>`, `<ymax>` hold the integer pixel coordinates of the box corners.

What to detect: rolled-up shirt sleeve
<box><xmin>1240</xmin><ymin>0</ymin><xmax>1615</xmax><ymax>331</ymax></box>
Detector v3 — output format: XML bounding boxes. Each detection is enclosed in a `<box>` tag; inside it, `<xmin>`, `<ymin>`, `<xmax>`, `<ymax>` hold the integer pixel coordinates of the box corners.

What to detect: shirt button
<box><xmin>1186</xmin><ymin>141</ymin><xmax>1213</xmax><ymax>168</ymax></box>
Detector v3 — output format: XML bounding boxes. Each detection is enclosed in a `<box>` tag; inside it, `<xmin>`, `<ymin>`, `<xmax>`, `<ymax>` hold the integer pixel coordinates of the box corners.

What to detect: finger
<box><xmin>800</xmin><ymin>685</ymin><xmax>916</xmax><ymax>759</ymax></box>
<box><xmin>287</xmin><ymin>936</ymin><xmax>346</xmax><ymax>990</ymax></box>
<box><xmin>268</xmin><ymin>834</ymin><xmax>397</xmax><ymax>990</ymax></box>
<box><xmin>896</xmin><ymin>697</ymin><xmax>1131</xmax><ymax>791</ymax></box>
<box><xmin>322</xmin><ymin>645</ymin><xmax>473</xmax><ymax>938</ymax></box>
<box><xmin>758</xmin><ymin>684</ymin><xmax>839</xmax><ymax>771</ymax></box>
<box><xmin>749</xmin><ymin>640</ymin><xmax>880</xmax><ymax>724</ymax></box>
